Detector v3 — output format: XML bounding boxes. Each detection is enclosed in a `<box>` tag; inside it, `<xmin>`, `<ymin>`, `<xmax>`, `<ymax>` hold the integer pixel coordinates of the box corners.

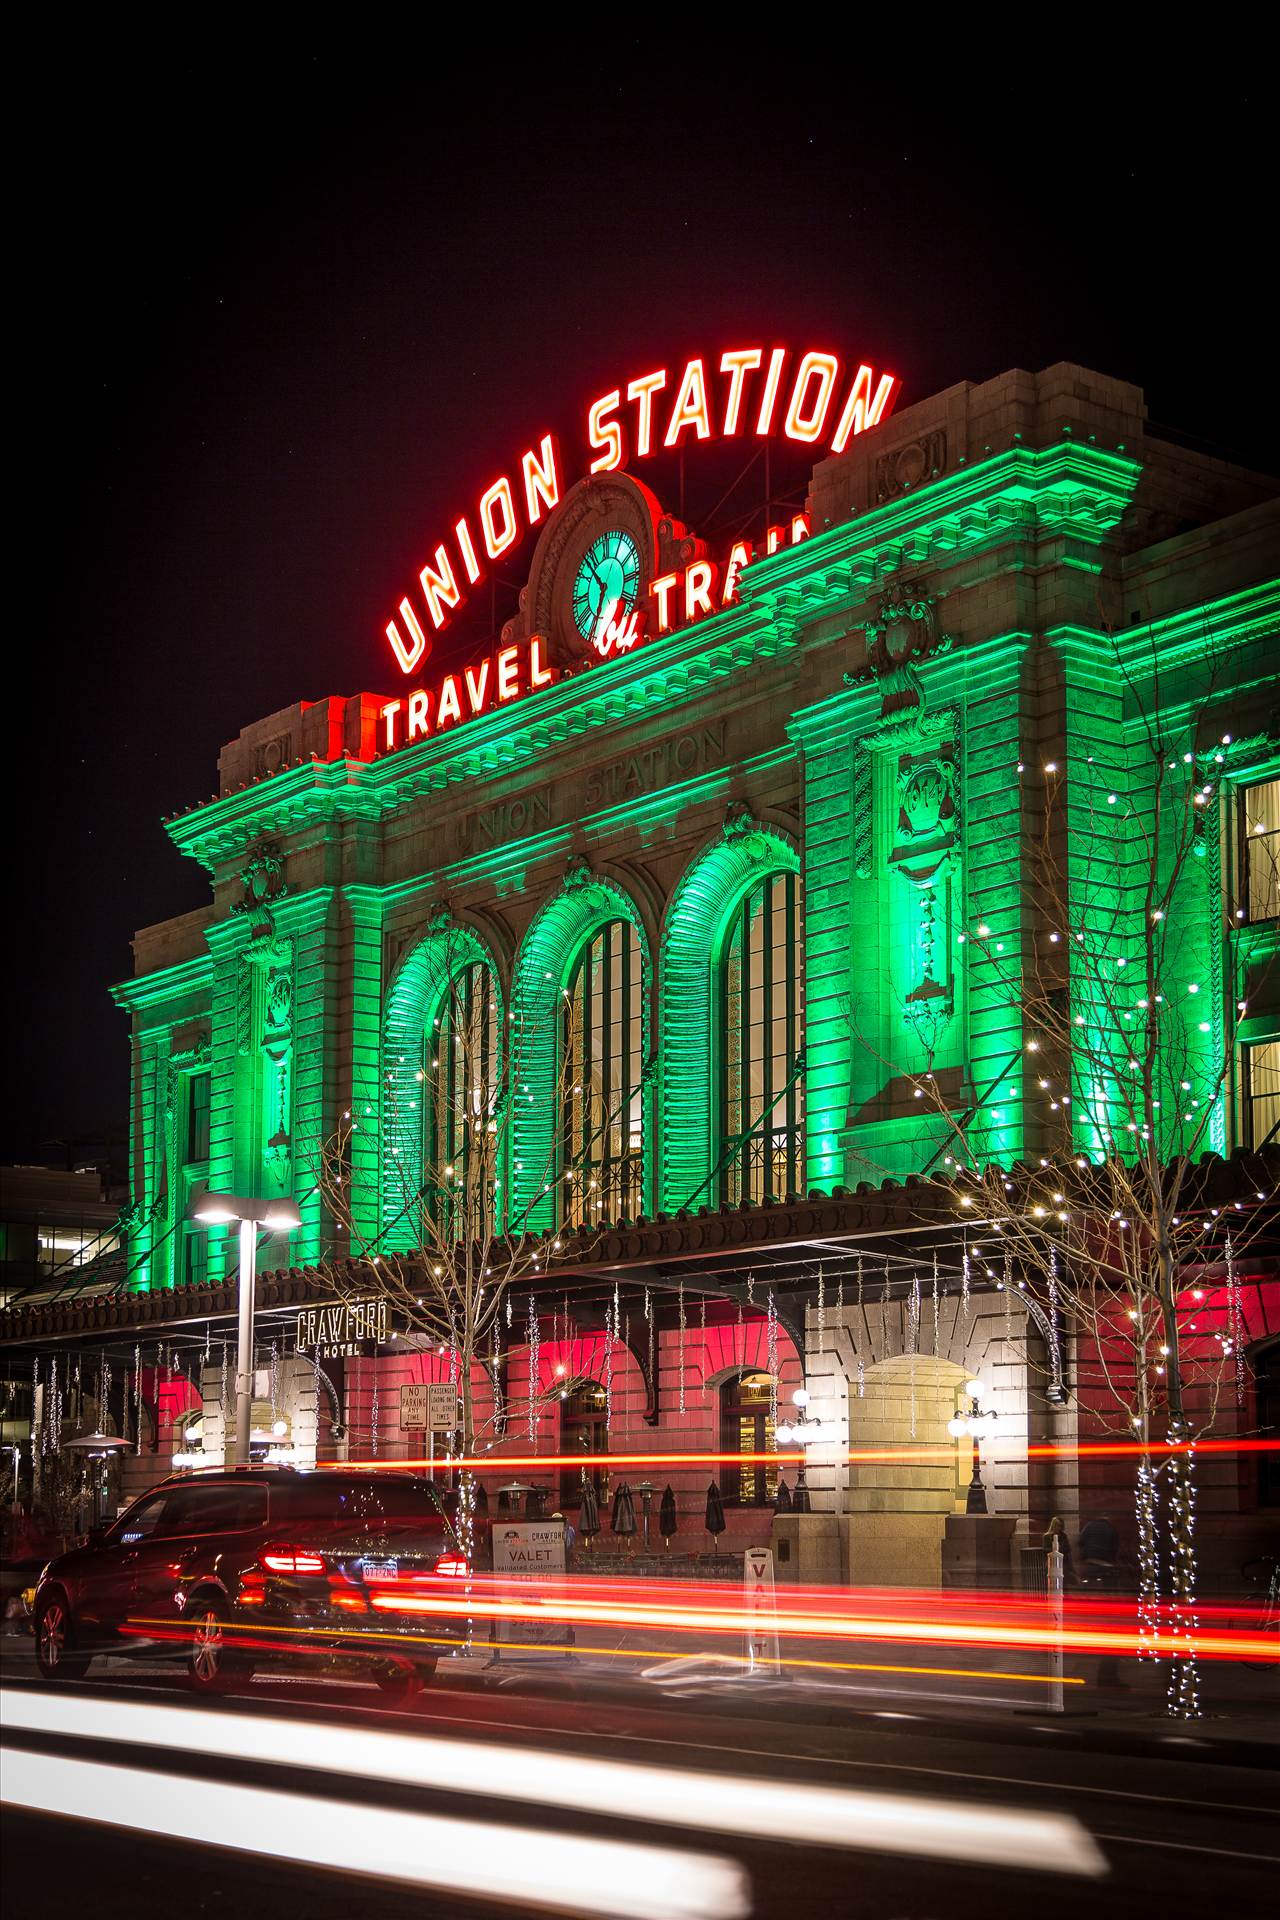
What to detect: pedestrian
<box><xmin>1079</xmin><ymin>1513</ymin><xmax>1125</xmax><ymax>1691</ymax></box>
<box><xmin>551</xmin><ymin>1509</ymin><xmax>577</xmax><ymax>1565</ymax></box>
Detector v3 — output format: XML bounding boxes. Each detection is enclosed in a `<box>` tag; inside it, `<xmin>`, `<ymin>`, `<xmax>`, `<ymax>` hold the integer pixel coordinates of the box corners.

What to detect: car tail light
<box><xmin>259</xmin><ymin>1546</ymin><xmax>326</xmax><ymax>1576</ymax></box>
<box><xmin>434</xmin><ymin>1552</ymin><xmax>469</xmax><ymax>1578</ymax></box>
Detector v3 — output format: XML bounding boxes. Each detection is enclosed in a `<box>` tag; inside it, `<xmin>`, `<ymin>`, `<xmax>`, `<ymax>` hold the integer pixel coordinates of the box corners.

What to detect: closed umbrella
<box><xmin>773</xmin><ymin>1476</ymin><xmax>793</xmax><ymax>1513</ymax></box>
<box><xmin>704</xmin><ymin>1480</ymin><xmax>725</xmax><ymax>1551</ymax></box>
<box><xmin>471</xmin><ymin>1478</ymin><xmax>489</xmax><ymax>1516</ymax></box>
<box><xmin>792</xmin><ymin>1467</ymin><xmax>812</xmax><ymax>1513</ymax></box>
<box><xmin>579</xmin><ymin>1478</ymin><xmax>601</xmax><ymax>1548</ymax></box>
<box><xmin>659</xmin><ymin>1484</ymin><xmax>678</xmax><ymax>1548</ymax></box>
<box><xmin>610</xmin><ymin>1480</ymin><xmax>636</xmax><ymax>1545</ymax></box>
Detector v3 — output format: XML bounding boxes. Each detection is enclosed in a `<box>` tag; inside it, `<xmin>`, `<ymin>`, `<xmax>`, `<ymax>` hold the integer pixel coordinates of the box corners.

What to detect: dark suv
<box><xmin>33</xmin><ymin>1467</ymin><xmax>485</xmax><ymax>1697</ymax></box>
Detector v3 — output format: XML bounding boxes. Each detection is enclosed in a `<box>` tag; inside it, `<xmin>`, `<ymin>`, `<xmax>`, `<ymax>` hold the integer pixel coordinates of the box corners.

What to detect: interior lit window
<box><xmin>559</xmin><ymin>1378</ymin><xmax>610</xmax><ymax>1509</ymax></box>
<box><xmin>563</xmin><ymin>919</ymin><xmax>643</xmax><ymax>1225</ymax></box>
<box><xmin>1242</xmin><ymin>778</ymin><xmax>1279</xmax><ymax>921</ymax></box>
<box><xmin>1245</xmin><ymin>1038</ymin><xmax>1280</xmax><ymax>1150</ymax></box>
<box><xmin>722</xmin><ymin>871</ymin><xmax>803</xmax><ymax>1204</ymax></box>
<box><xmin>429</xmin><ymin>962</ymin><xmax>499</xmax><ymax>1235</ymax></box>
<box><xmin>720</xmin><ymin>1370</ymin><xmax>778</xmax><ymax>1506</ymax></box>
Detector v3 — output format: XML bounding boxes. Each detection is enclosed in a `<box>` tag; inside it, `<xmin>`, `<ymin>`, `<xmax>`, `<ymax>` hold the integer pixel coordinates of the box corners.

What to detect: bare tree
<box><xmin>848</xmin><ymin>622</ymin><xmax>1276</xmax><ymax>1716</ymax></box>
<box><xmin>307</xmin><ymin>934</ymin><xmax>617</xmax><ymax>1548</ymax></box>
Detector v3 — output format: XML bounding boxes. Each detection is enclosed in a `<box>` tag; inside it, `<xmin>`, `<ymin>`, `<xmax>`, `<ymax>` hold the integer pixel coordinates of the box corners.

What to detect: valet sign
<box><xmin>376</xmin><ymin>343</ymin><xmax>899</xmax><ymax>757</ymax></box>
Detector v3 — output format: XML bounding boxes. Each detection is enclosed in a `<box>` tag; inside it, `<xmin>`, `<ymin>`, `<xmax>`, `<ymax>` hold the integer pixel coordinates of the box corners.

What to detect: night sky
<box><xmin>16</xmin><ymin>47</ymin><xmax>1272</xmax><ymax>1170</ymax></box>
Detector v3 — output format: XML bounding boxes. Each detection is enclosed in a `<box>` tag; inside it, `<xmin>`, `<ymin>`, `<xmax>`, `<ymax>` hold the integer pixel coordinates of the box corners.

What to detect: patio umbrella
<box><xmin>704</xmin><ymin>1480</ymin><xmax>725</xmax><ymax>1549</ymax></box>
<box><xmin>610</xmin><ymin>1481</ymin><xmax>636</xmax><ymax>1544</ymax></box>
<box><xmin>579</xmin><ymin>1478</ymin><xmax>601</xmax><ymax>1547</ymax></box>
<box><xmin>470</xmin><ymin>1477</ymin><xmax>489</xmax><ymax>1516</ymax></box>
<box><xmin>773</xmin><ymin>1476</ymin><xmax>793</xmax><ymax>1513</ymax></box>
<box><xmin>792</xmin><ymin>1468</ymin><xmax>812</xmax><ymax>1513</ymax></box>
<box><xmin>659</xmin><ymin>1484</ymin><xmax>678</xmax><ymax>1548</ymax></box>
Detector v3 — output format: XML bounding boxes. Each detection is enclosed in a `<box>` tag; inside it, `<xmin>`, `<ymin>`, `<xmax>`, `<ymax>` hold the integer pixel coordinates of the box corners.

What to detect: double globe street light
<box><xmin>948</xmin><ymin>1378</ymin><xmax>999</xmax><ymax>1515</ymax></box>
<box><xmin>188</xmin><ymin>1189</ymin><xmax>301</xmax><ymax>1466</ymax></box>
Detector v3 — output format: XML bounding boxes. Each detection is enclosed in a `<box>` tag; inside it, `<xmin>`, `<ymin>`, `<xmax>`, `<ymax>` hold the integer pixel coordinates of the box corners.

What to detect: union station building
<box><xmin>5</xmin><ymin>358</ymin><xmax>1279</xmax><ymax>1586</ymax></box>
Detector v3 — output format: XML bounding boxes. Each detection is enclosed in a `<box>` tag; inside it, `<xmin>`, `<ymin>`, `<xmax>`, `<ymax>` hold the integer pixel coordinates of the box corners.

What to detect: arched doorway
<box><xmin>559</xmin><ymin>1377</ymin><xmax>610</xmax><ymax>1509</ymax></box>
<box><xmin>847</xmin><ymin>1355</ymin><xmax>972</xmax><ymax>1587</ymax></box>
<box><xmin>719</xmin><ymin>1369</ymin><xmax>780</xmax><ymax>1508</ymax></box>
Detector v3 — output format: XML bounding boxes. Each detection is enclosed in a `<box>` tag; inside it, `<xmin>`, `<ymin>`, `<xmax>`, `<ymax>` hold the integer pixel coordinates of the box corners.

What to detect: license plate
<box><xmin>360</xmin><ymin>1558</ymin><xmax>398</xmax><ymax>1580</ymax></box>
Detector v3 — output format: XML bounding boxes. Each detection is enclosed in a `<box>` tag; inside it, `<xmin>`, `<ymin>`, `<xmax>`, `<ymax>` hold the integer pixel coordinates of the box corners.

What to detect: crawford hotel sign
<box><xmin>375</xmin><ymin>345</ymin><xmax>899</xmax><ymax>756</ymax></box>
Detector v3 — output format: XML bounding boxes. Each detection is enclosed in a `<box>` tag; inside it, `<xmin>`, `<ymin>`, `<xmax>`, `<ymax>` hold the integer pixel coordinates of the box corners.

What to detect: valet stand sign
<box><xmin>743</xmin><ymin>1548</ymin><xmax>782</xmax><ymax>1677</ymax></box>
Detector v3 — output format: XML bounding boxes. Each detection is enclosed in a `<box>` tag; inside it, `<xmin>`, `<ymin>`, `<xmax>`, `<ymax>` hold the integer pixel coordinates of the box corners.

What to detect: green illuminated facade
<box><xmin>114</xmin><ymin>363</ymin><xmax>1280</xmax><ymax>1294</ymax></box>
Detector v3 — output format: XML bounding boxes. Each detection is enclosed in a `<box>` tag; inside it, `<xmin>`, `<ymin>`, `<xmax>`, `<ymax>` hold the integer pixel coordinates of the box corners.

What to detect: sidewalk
<box><xmin>447</xmin><ymin>1604</ymin><xmax>1280</xmax><ymax>1765</ymax></box>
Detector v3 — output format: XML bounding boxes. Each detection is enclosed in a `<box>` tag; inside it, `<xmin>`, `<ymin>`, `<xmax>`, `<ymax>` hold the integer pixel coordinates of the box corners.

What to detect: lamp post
<box><xmin>948</xmin><ymin>1377</ymin><xmax>999</xmax><ymax>1515</ymax></box>
<box><xmin>775</xmin><ymin>1387</ymin><xmax>844</xmax><ymax>1513</ymax></box>
<box><xmin>188</xmin><ymin>1189</ymin><xmax>301</xmax><ymax>1466</ymax></box>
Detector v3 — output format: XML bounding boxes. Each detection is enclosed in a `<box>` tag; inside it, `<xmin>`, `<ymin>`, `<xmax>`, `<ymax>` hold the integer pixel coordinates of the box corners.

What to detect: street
<box><xmin>3</xmin><ymin>1634</ymin><xmax>1276</xmax><ymax>1918</ymax></box>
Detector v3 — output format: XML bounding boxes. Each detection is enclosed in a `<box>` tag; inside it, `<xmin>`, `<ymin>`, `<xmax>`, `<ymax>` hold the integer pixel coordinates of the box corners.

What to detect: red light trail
<box><xmin>327</xmin><ymin>1437</ymin><xmax>1280</xmax><ymax>1473</ymax></box>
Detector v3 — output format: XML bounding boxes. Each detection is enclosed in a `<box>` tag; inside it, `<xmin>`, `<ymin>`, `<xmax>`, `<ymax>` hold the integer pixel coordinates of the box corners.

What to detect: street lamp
<box><xmin>947</xmin><ymin>1377</ymin><xmax>999</xmax><ymax>1515</ymax></box>
<box><xmin>775</xmin><ymin>1387</ymin><xmax>844</xmax><ymax>1515</ymax></box>
<box><xmin>188</xmin><ymin>1188</ymin><xmax>301</xmax><ymax>1467</ymax></box>
<box><xmin>775</xmin><ymin>1387</ymin><xmax>843</xmax><ymax>1447</ymax></box>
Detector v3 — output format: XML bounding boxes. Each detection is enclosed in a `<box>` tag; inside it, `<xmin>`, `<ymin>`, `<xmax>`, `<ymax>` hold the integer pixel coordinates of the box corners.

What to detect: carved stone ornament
<box><xmin>230</xmin><ymin>842</ymin><xmax>288</xmax><ymax>921</ymax></box>
<box><xmin>722</xmin><ymin>799</ymin><xmax>756</xmax><ymax>839</ymax></box>
<box><xmin>845</xmin><ymin>582</ymin><xmax>955</xmax><ymax>720</ymax></box>
<box><xmin>656</xmin><ymin>512</ymin><xmax>707</xmax><ymax>578</ymax></box>
<box><xmin>424</xmin><ymin>900</ymin><xmax>453</xmax><ymax>935</ymax></box>
<box><xmin>170</xmin><ymin>1023</ymin><xmax>211</xmax><ymax>1066</ymax></box>
<box><xmin>563</xmin><ymin>852</ymin><xmax>594</xmax><ymax>891</ymax></box>
<box><xmin>874</xmin><ymin>429</ymin><xmax>947</xmax><ymax>506</ymax></box>
<box><xmin>265</xmin><ymin>965</ymin><xmax>293</xmax><ymax>1034</ymax></box>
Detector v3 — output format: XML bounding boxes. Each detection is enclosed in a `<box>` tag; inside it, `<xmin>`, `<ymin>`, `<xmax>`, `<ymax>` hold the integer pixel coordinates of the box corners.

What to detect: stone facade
<box><xmin>80</xmin><ymin>362</ymin><xmax>1280</xmax><ymax>1583</ymax></box>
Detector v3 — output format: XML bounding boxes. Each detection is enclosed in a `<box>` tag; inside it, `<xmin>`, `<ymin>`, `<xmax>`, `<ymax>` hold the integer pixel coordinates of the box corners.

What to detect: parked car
<box><xmin>32</xmin><ymin>1467</ymin><xmax>486</xmax><ymax>1697</ymax></box>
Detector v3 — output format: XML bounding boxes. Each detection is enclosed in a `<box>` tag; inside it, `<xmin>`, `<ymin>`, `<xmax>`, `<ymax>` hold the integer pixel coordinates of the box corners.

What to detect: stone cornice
<box><xmin>110</xmin><ymin>952</ymin><xmax>213</xmax><ymax>1015</ymax></box>
<box><xmin>160</xmin><ymin>443</ymin><xmax>1143</xmax><ymax>870</ymax></box>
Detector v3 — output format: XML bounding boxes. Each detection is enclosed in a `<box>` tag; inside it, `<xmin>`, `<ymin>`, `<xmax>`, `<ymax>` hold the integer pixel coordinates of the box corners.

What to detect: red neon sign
<box><xmin>385</xmin><ymin>346</ymin><xmax>898</xmax><ymax>672</ymax></box>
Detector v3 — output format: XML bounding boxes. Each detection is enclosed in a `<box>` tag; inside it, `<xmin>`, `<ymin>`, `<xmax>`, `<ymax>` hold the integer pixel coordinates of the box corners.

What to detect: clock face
<box><xmin>572</xmin><ymin>530</ymin><xmax>641</xmax><ymax>651</ymax></box>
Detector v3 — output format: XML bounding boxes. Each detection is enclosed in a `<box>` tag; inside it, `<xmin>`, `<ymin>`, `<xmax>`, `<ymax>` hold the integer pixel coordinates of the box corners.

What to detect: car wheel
<box><xmin>373</xmin><ymin>1657</ymin><xmax>434</xmax><ymax>1701</ymax></box>
<box><xmin>35</xmin><ymin>1593</ymin><xmax>90</xmax><ymax>1682</ymax></box>
<box><xmin>187</xmin><ymin>1598</ymin><xmax>244</xmax><ymax>1695</ymax></box>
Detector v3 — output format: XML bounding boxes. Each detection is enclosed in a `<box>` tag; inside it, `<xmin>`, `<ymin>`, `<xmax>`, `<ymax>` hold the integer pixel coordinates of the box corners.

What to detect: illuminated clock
<box><xmin>572</xmin><ymin>530</ymin><xmax>641</xmax><ymax>652</ymax></box>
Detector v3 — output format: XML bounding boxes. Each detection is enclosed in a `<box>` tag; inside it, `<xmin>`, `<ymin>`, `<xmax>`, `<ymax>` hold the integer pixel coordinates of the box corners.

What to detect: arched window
<box><xmin>563</xmin><ymin>920</ymin><xmax>644</xmax><ymax>1225</ymax></box>
<box><xmin>427</xmin><ymin>960</ymin><xmax>499</xmax><ymax>1237</ymax></box>
<box><xmin>721</xmin><ymin>870</ymin><xmax>803</xmax><ymax>1204</ymax></box>
<box><xmin>720</xmin><ymin>1370</ymin><xmax>778</xmax><ymax>1506</ymax></box>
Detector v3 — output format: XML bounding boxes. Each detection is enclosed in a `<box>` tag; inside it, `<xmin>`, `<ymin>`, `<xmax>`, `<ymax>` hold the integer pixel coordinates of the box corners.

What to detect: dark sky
<box><xmin>16</xmin><ymin>45</ymin><xmax>1273</xmax><ymax>1168</ymax></box>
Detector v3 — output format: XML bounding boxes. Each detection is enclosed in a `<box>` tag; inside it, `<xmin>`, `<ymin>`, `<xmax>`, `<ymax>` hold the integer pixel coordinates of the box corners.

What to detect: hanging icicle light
<box><xmin>526</xmin><ymin>1294</ymin><xmax>540</xmax><ymax>1444</ymax></box>
<box><xmin>645</xmin><ymin>1285</ymin><xmax>655</xmax><ymax>1402</ymax></box>
<box><xmin>678</xmin><ymin>1279</ymin><xmax>687</xmax><ymax>1416</ymax></box>
<box><xmin>1225</xmin><ymin>1235</ymin><xmax>1246</xmax><ymax>1408</ymax></box>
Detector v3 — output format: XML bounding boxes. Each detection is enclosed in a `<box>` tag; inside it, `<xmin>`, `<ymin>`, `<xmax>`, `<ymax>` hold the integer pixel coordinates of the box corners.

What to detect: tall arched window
<box><xmin>428</xmin><ymin>961</ymin><xmax>499</xmax><ymax>1237</ymax></box>
<box><xmin>563</xmin><ymin>919</ymin><xmax>644</xmax><ymax>1225</ymax></box>
<box><xmin>720</xmin><ymin>1370</ymin><xmax>779</xmax><ymax>1506</ymax></box>
<box><xmin>721</xmin><ymin>870</ymin><xmax>803</xmax><ymax>1204</ymax></box>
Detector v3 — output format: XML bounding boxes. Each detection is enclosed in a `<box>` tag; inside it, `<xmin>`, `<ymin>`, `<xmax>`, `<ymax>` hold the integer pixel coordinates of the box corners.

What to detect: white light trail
<box><xmin>4</xmin><ymin>1746</ymin><xmax>745</xmax><ymax>1920</ymax></box>
<box><xmin>2</xmin><ymin>1689</ymin><xmax>1106</xmax><ymax>1877</ymax></box>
